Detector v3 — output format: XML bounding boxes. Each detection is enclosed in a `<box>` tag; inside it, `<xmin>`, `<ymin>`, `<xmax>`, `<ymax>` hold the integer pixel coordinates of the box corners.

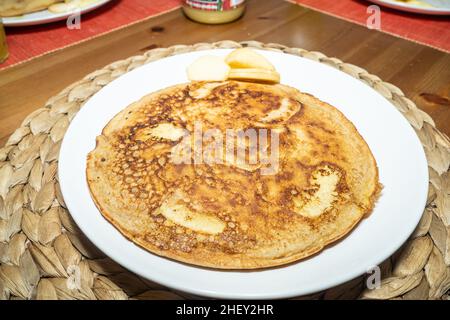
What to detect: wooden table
<box><xmin>0</xmin><ymin>0</ymin><xmax>449</xmax><ymax>147</ymax></box>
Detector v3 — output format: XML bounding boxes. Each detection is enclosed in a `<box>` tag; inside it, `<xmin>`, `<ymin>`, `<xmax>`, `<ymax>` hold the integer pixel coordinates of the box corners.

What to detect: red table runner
<box><xmin>2</xmin><ymin>0</ymin><xmax>449</xmax><ymax>70</ymax></box>
<box><xmin>1</xmin><ymin>0</ymin><xmax>182</xmax><ymax>70</ymax></box>
<box><xmin>290</xmin><ymin>0</ymin><xmax>450</xmax><ymax>53</ymax></box>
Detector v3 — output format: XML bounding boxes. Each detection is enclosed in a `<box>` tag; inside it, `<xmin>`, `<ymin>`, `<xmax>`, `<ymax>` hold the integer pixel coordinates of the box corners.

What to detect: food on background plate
<box><xmin>394</xmin><ymin>0</ymin><xmax>433</xmax><ymax>7</ymax></box>
<box><xmin>48</xmin><ymin>0</ymin><xmax>100</xmax><ymax>13</ymax></box>
<box><xmin>86</xmin><ymin>50</ymin><xmax>380</xmax><ymax>268</ymax></box>
<box><xmin>0</xmin><ymin>0</ymin><xmax>100</xmax><ymax>16</ymax></box>
<box><xmin>0</xmin><ymin>0</ymin><xmax>60</xmax><ymax>16</ymax></box>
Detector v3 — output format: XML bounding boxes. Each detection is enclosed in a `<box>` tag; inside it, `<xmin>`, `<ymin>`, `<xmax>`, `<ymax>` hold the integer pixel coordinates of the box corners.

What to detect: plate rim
<box><xmin>58</xmin><ymin>48</ymin><xmax>429</xmax><ymax>299</ymax></box>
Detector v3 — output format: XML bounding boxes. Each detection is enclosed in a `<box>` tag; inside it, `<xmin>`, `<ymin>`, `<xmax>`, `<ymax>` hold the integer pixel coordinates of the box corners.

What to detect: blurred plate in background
<box><xmin>3</xmin><ymin>0</ymin><xmax>113</xmax><ymax>27</ymax></box>
<box><xmin>368</xmin><ymin>0</ymin><xmax>450</xmax><ymax>15</ymax></box>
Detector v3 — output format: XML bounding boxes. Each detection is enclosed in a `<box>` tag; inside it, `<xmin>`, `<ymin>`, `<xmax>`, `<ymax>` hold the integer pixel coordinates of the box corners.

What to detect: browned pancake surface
<box><xmin>87</xmin><ymin>81</ymin><xmax>380</xmax><ymax>269</ymax></box>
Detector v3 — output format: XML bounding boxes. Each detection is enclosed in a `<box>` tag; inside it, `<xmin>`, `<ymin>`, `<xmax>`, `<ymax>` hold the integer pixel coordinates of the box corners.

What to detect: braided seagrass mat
<box><xmin>0</xmin><ymin>40</ymin><xmax>449</xmax><ymax>300</ymax></box>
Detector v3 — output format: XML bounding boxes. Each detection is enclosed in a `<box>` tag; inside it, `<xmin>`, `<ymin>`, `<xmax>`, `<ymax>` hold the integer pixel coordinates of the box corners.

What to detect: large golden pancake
<box><xmin>87</xmin><ymin>80</ymin><xmax>381</xmax><ymax>269</ymax></box>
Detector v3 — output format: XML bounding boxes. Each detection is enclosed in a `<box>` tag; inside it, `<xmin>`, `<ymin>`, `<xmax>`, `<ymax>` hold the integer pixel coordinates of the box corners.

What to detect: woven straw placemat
<box><xmin>0</xmin><ymin>41</ymin><xmax>449</xmax><ymax>300</ymax></box>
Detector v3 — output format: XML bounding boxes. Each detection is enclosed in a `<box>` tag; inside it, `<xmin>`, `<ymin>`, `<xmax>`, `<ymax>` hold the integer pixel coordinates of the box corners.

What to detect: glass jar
<box><xmin>0</xmin><ymin>19</ymin><xmax>8</xmax><ymax>64</ymax></box>
<box><xmin>183</xmin><ymin>0</ymin><xmax>246</xmax><ymax>24</ymax></box>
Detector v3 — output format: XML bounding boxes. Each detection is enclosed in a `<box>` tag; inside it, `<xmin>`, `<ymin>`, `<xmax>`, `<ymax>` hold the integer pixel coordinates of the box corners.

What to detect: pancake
<box><xmin>0</xmin><ymin>0</ymin><xmax>61</xmax><ymax>16</ymax></box>
<box><xmin>86</xmin><ymin>80</ymin><xmax>381</xmax><ymax>269</ymax></box>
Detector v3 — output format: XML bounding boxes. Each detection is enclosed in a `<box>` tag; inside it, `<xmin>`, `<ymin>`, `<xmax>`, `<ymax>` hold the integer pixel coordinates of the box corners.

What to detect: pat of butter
<box><xmin>187</xmin><ymin>56</ymin><xmax>230</xmax><ymax>82</ymax></box>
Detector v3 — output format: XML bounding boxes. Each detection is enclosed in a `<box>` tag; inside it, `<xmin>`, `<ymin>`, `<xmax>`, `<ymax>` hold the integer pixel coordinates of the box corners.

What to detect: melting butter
<box><xmin>136</xmin><ymin>123</ymin><xmax>186</xmax><ymax>142</ymax></box>
<box><xmin>293</xmin><ymin>166</ymin><xmax>340</xmax><ymax>218</ymax></box>
<box><xmin>260</xmin><ymin>98</ymin><xmax>300</xmax><ymax>123</ymax></box>
<box><xmin>157</xmin><ymin>192</ymin><xmax>225</xmax><ymax>235</ymax></box>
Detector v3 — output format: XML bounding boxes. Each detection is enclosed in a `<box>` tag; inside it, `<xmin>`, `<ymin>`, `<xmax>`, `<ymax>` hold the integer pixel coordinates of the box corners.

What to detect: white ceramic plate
<box><xmin>59</xmin><ymin>49</ymin><xmax>428</xmax><ymax>299</ymax></box>
<box><xmin>2</xmin><ymin>0</ymin><xmax>113</xmax><ymax>27</ymax></box>
<box><xmin>368</xmin><ymin>0</ymin><xmax>450</xmax><ymax>15</ymax></box>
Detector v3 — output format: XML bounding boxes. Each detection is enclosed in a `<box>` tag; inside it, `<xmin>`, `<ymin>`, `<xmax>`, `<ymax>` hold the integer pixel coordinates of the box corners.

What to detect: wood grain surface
<box><xmin>0</xmin><ymin>0</ymin><xmax>449</xmax><ymax>146</ymax></box>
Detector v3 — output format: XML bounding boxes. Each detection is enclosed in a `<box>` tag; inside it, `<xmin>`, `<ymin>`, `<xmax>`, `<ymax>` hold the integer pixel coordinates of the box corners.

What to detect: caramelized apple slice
<box><xmin>225</xmin><ymin>48</ymin><xmax>275</xmax><ymax>71</ymax></box>
<box><xmin>228</xmin><ymin>68</ymin><xmax>280</xmax><ymax>84</ymax></box>
<box><xmin>187</xmin><ymin>56</ymin><xmax>230</xmax><ymax>82</ymax></box>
